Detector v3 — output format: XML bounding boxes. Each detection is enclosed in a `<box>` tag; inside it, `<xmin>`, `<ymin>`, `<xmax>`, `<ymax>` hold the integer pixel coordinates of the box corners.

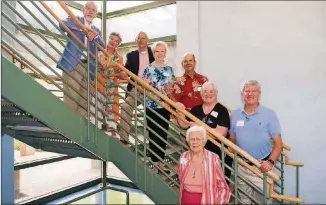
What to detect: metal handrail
<box><xmin>1</xmin><ymin>1</ymin><xmax>304</xmax><ymax>203</ymax></box>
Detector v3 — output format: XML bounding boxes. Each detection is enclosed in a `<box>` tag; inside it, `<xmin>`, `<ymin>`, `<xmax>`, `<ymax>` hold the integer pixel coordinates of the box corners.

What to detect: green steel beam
<box><xmin>14</xmin><ymin>155</ymin><xmax>76</xmax><ymax>171</ymax></box>
<box><xmin>2</xmin><ymin>56</ymin><xmax>178</xmax><ymax>204</ymax></box>
<box><xmin>120</xmin><ymin>35</ymin><xmax>176</xmax><ymax>48</ymax></box>
<box><xmin>17</xmin><ymin>23</ymin><xmax>66</xmax><ymax>41</ymax></box>
<box><xmin>106</xmin><ymin>1</ymin><xmax>176</xmax><ymax>19</ymax></box>
<box><xmin>63</xmin><ymin>1</ymin><xmax>103</xmax><ymax>18</ymax></box>
<box><xmin>16</xmin><ymin>23</ymin><xmax>176</xmax><ymax>49</ymax></box>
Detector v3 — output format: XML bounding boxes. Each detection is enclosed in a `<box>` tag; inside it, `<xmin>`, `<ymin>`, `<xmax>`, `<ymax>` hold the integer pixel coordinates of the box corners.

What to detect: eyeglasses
<box><xmin>243</xmin><ymin>90</ymin><xmax>259</xmax><ymax>94</ymax></box>
<box><xmin>189</xmin><ymin>137</ymin><xmax>203</xmax><ymax>142</ymax></box>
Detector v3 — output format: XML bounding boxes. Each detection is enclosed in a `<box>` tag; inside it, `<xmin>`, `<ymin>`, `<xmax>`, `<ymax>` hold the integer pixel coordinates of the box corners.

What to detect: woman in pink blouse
<box><xmin>178</xmin><ymin>126</ymin><xmax>231</xmax><ymax>205</ymax></box>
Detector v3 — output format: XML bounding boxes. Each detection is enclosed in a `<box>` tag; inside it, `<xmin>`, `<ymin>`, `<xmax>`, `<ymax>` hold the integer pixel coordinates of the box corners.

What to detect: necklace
<box><xmin>192</xmin><ymin>165</ymin><xmax>201</xmax><ymax>178</ymax></box>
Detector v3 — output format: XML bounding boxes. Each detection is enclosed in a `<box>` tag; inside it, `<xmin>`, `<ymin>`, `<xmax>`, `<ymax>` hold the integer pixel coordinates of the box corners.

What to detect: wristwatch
<box><xmin>267</xmin><ymin>159</ymin><xmax>275</xmax><ymax>165</ymax></box>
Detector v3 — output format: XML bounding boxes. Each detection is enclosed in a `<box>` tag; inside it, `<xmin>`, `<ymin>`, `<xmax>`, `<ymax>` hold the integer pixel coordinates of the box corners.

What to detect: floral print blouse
<box><xmin>142</xmin><ymin>63</ymin><xmax>175</xmax><ymax>109</ymax></box>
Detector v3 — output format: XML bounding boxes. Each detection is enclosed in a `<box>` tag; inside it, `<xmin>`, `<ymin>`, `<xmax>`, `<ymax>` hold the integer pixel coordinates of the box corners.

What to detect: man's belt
<box><xmin>242</xmin><ymin>154</ymin><xmax>270</xmax><ymax>166</ymax></box>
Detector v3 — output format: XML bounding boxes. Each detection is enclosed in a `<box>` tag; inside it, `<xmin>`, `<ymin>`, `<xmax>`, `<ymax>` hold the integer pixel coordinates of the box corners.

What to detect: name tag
<box><xmin>197</xmin><ymin>86</ymin><xmax>202</xmax><ymax>92</ymax></box>
<box><xmin>211</xmin><ymin>111</ymin><xmax>218</xmax><ymax>118</ymax></box>
<box><xmin>236</xmin><ymin>120</ymin><xmax>244</xmax><ymax>127</ymax></box>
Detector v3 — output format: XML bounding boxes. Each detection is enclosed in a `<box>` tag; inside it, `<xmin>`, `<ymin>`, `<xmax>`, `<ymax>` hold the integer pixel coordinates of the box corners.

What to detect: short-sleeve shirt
<box><xmin>187</xmin><ymin>103</ymin><xmax>231</xmax><ymax>139</ymax></box>
<box><xmin>173</xmin><ymin>72</ymin><xmax>208</xmax><ymax>110</ymax></box>
<box><xmin>229</xmin><ymin>105</ymin><xmax>281</xmax><ymax>160</ymax></box>
<box><xmin>142</xmin><ymin>63</ymin><xmax>175</xmax><ymax>109</ymax></box>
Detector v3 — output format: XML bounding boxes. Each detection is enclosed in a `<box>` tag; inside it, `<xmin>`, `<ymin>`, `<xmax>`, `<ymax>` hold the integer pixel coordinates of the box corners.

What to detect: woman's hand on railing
<box><xmin>188</xmin><ymin>121</ymin><xmax>196</xmax><ymax>127</ymax></box>
<box><xmin>175</xmin><ymin>102</ymin><xmax>185</xmax><ymax>111</ymax></box>
<box><xmin>118</xmin><ymin>71</ymin><xmax>128</xmax><ymax>80</ymax></box>
<box><xmin>164</xmin><ymin>83</ymin><xmax>174</xmax><ymax>96</ymax></box>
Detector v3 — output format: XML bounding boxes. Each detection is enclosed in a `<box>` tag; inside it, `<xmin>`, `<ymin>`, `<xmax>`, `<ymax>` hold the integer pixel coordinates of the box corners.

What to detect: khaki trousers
<box><xmin>62</xmin><ymin>64</ymin><xmax>88</xmax><ymax>117</ymax></box>
<box><xmin>237</xmin><ymin>165</ymin><xmax>274</xmax><ymax>204</ymax></box>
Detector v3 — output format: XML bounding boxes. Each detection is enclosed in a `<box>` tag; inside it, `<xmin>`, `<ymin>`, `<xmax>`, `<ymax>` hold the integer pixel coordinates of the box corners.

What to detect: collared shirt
<box><xmin>173</xmin><ymin>72</ymin><xmax>208</xmax><ymax>110</ymax></box>
<box><xmin>142</xmin><ymin>64</ymin><xmax>175</xmax><ymax>109</ymax></box>
<box><xmin>138</xmin><ymin>50</ymin><xmax>150</xmax><ymax>77</ymax></box>
<box><xmin>84</xmin><ymin>18</ymin><xmax>93</xmax><ymax>45</ymax></box>
<box><xmin>229</xmin><ymin>105</ymin><xmax>281</xmax><ymax>160</ymax></box>
<box><xmin>83</xmin><ymin>18</ymin><xmax>93</xmax><ymax>57</ymax></box>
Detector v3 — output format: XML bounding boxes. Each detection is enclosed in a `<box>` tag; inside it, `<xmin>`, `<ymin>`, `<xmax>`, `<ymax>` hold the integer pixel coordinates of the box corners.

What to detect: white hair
<box><xmin>200</xmin><ymin>81</ymin><xmax>218</xmax><ymax>98</ymax></box>
<box><xmin>186</xmin><ymin>125</ymin><xmax>207</xmax><ymax>142</ymax></box>
<box><xmin>83</xmin><ymin>1</ymin><xmax>98</xmax><ymax>13</ymax></box>
<box><xmin>241</xmin><ymin>80</ymin><xmax>261</xmax><ymax>93</ymax></box>
<box><xmin>151</xmin><ymin>41</ymin><xmax>168</xmax><ymax>53</ymax></box>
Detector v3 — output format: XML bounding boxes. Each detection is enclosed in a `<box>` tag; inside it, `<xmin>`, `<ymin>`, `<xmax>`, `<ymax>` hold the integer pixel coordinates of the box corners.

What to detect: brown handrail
<box><xmin>48</xmin><ymin>2</ymin><xmax>303</xmax><ymax>202</ymax></box>
<box><xmin>2</xmin><ymin>45</ymin><xmax>51</xmax><ymax>84</ymax></box>
<box><xmin>281</xmin><ymin>151</ymin><xmax>304</xmax><ymax>167</ymax></box>
<box><xmin>55</xmin><ymin>0</ymin><xmax>278</xmax><ymax>179</ymax></box>
<box><xmin>127</xmin><ymin>79</ymin><xmax>305</xmax><ymax>203</ymax></box>
<box><xmin>127</xmin><ymin>79</ymin><xmax>279</xmax><ymax>180</ymax></box>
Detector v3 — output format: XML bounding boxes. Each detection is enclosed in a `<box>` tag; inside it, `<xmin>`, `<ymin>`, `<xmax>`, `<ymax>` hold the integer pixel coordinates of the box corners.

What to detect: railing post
<box><xmin>234</xmin><ymin>152</ymin><xmax>238</xmax><ymax>204</ymax></box>
<box><xmin>134</xmin><ymin>81</ymin><xmax>138</xmax><ymax>183</ymax></box>
<box><xmin>101</xmin><ymin>0</ymin><xmax>107</xmax><ymax>185</ymax></box>
<box><xmin>143</xmin><ymin>88</ymin><xmax>147</xmax><ymax>191</ymax></box>
<box><xmin>87</xmin><ymin>41</ymin><xmax>90</xmax><ymax>141</ymax></box>
<box><xmin>95</xmin><ymin>46</ymin><xmax>98</xmax><ymax>145</ymax></box>
<box><xmin>296</xmin><ymin>166</ymin><xmax>300</xmax><ymax>204</ymax></box>
<box><xmin>221</xmin><ymin>142</ymin><xmax>225</xmax><ymax>174</ymax></box>
<box><xmin>281</xmin><ymin>149</ymin><xmax>284</xmax><ymax>204</ymax></box>
<box><xmin>263</xmin><ymin>172</ymin><xmax>268</xmax><ymax>204</ymax></box>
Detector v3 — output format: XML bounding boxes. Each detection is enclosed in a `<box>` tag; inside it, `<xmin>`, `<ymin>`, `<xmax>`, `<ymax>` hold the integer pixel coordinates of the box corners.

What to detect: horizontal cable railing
<box><xmin>1</xmin><ymin>1</ymin><xmax>303</xmax><ymax>204</ymax></box>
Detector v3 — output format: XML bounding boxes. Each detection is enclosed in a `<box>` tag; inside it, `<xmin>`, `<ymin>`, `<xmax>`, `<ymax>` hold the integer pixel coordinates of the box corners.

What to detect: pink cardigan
<box><xmin>178</xmin><ymin>149</ymin><xmax>231</xmax><ymax>204</ymax></box>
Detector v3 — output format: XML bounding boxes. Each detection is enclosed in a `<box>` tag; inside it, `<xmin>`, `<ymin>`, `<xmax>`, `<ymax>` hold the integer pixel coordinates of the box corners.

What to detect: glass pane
<box><xmin>106</xmin><ymin>1</ymin><xmax>154</xmax><ymax>13</ymax></box>
<box><xmin>106</xmin><ymin>4</ymin><xmax>176</xmax><ymax>43</ymax></box>
<box><xmin>16</xmin><ymin>1</ymin><xmax>101</xmax><ymax>35</ymax></box>
<box><xmin>15</xmin><ymin>157</ymin><xmax>100</xmax><ymax>203</ymax></box>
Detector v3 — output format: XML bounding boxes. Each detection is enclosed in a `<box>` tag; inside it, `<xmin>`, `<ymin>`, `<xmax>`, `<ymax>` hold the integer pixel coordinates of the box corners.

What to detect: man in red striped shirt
<box><xmin>166</xmin><ymin>53</ymin><xmax>208</xmax><ymax>110</ymax></box>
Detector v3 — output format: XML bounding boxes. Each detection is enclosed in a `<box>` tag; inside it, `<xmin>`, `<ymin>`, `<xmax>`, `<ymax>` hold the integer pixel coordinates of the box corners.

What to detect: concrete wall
<box><xmin>177</xmin><ymin>1</ymin><xmax>326</xmax><ymax>203</ymax></box>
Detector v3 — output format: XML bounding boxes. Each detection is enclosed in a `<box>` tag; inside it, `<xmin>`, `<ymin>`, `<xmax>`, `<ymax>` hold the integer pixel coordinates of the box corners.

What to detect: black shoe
<box><xmin>101</xmin><ymin>124</ymin><xmax>108</xmax><ymax>131</ymax></box>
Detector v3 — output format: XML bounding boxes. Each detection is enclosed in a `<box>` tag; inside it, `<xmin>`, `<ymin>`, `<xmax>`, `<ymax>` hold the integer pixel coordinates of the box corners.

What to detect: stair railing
<box><xmin>1</xmin><ymin>1</ymin><xmax>303</xmax><ymax>203</ymax></box>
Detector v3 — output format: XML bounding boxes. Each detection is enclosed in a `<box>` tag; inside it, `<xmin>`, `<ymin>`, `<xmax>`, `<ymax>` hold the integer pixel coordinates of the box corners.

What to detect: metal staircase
<box><xmin>1</xmin><ymin>1</ymin><xmax>304</xmax><ymax>204</ymax></box>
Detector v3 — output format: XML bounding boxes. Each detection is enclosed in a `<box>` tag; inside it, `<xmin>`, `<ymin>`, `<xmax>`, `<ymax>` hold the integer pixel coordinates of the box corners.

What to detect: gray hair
<box><xmin>135</xmin><ymin>31</ymin><xmax>149</xmax><ymax>42</ymax></box>
<box><xmin>186</xmin><ymin>125</ymin><xmax>207</xmax><ymax>142</ymax></box>
<box><xmin>200</xmin><ymin>81</ymin><xmax>218</xmax><ymax>98</ymax></box>
<box><xmin>151</xmin><ymin>41</ymin><xmax>168</xmax><ymax>53</ymax></box>
<box><xmin>182</xmin><ymin>52</ymin><xmax>196</xmax><ymax>62</ymax></box>
<box><xmin>83</xmin><ymin>1</ymin><xmax>98</xmax><ymax>13</ymax></box>
<box><xmin>241</xmin><ymin>80</ymin><xmax>261</xmax><ymax>93</ymax></box>
<box><xmin>109</xmin><ymin>32</ymin><xmax>122</xmax><ymax>45</ymax></box>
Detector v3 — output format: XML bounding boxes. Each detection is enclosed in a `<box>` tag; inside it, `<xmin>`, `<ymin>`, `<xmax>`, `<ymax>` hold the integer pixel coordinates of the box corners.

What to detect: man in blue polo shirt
<box><xmin>229</xmin><ymin>80</ymin><xmax>283</xmax><ymax>204</ymax></box>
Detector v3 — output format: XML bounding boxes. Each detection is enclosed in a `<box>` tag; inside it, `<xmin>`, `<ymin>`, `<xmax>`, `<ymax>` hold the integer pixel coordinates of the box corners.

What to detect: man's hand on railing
<box><xmin>86</xmin><ymin>29</ymin><xmax>98</xmax><ymax>41</ymax></box>
<box><xmin>259</xmin><ymin>160</ymin><xmax>273</xmax><ymax>172</ymax></box>
<box><xmin>228</xmin><ymin>146</ymin><xmax>234</xmax><ymax>153</ymax></box>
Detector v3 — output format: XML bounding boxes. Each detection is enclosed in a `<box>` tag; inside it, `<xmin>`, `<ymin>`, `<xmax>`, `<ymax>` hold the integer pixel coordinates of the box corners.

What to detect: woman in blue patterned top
<box><xmin>142</xmin><ymin>41</ymin><xmax>175</xmax><ymax>174</ymax></box>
